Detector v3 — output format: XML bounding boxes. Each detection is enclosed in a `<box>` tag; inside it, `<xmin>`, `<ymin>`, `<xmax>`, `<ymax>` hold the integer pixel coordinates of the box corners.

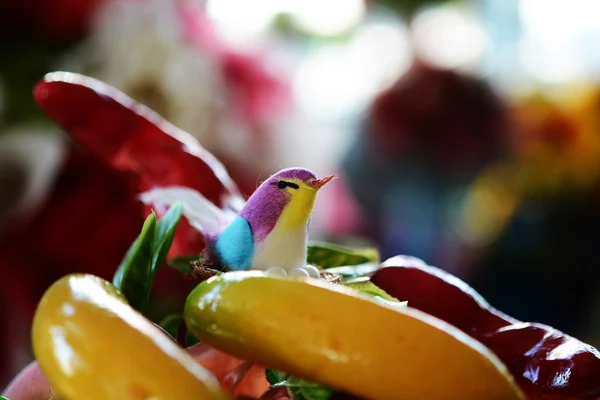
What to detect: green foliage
<box><xmin>112</xmin><ymin>203</ymin><xmax>183</xmax><ymax>313</ymax></box>
<box><xmin>167</xmin><ymin>255</ymin><xmax>200</xmax><ymax>275</ymax></box>
<box><xmin>158</xmin><ymin>314</ymin><xmax>199</xmax><ymax>346</ymax></box>
<box><xmin>286</xmin><ymin>376</ymin><xmax>335</xmax><ymax>400</ymax></box>
<box><xmin>307</xmin><ymin>241</ymin><xmax>379</xmax><ymax>269</ymax></box>
<box><xmin>264</xmin><ymin>372</ymin><xmax>335</xmax><ymax>400</ymax></box>
<box><xmin>322</xmin><ymin>263</ymin><xmax>381</xmax><ymax>278</ymax></box>
<box><xmin>265</xmin><ymin>369</ymin><xmax>288</xmax><ymax>386</ymax></box>
<box><xmin>152</xmin><ymin>203</ymin><xmax>184</xmax><ymax>275</ymax></box>
<box><xmin>344</xmin><ymin>277</ymin><xmax>400</xmax><ymax>302</ymax></box>
<box><xmin>112</xmin><ymin>213</ymin><xmax>156</xmax><ymax>311</ymax></box>
<box><xmin>159</xmin><ymin>314</ymin><xmax>184</xmax><ymax>338</ymax></box>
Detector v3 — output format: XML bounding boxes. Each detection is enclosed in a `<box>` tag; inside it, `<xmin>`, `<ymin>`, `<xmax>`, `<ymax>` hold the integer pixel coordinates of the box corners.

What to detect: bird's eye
<box><xmin>277</xmin><ymin>181</ymin><xmax>299</xmax><ymax>189</ymax></box>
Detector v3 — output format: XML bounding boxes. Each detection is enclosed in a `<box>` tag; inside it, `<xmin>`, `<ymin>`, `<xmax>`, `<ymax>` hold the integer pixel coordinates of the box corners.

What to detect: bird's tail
<box><xmin>139</xmin><ymin>186</ymin><xmax>236</xmax><ymax>236</ymax></box>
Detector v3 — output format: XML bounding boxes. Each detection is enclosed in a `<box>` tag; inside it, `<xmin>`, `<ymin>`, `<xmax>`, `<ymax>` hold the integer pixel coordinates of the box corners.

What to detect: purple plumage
<box><xmin>275</xmin><ymin>168</ymin><xmax>317</xmax><ymax>182</ymax></box>
<box><xmin>240</xmin><ymin>168</ymin><xmax>317</xmax><ymax>241</ymax></box>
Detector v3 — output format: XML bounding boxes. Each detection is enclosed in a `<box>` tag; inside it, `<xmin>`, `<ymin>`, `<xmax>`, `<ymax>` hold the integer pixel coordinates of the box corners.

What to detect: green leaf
<box><xmin>152</xmin><ymin>203</ymin><xmax>183</xmax><ymax>275</ymax></box>
<box><xmin>286</xmin><ymin>376</ymin><xmax>334</xmax><ymax>400</ymax></box>
<box><xmin>307</xmin><ymin>241</ymin><xmax>379</xmax><ymax>269</ymax></box>
<box><xmin>344</xmin><ymin>278</ymin><xmax>408</xmax><ymax>309</ymax></box>
<box><xmin>265</xmin><ymin>369</ymin><xmax>288</xmax><ymax>386</ymax></box>
<box><xmin>112</xmin><ymin>213</ymin><xmax>157</xmax><ymax>311</ymax></box>
<box><xmin>167</xmin><ymin>255</ymin><xmax>201</xmax><ymax>275</ymax></box>
<box><xmin>159</xmin><ymin>314</ymin><xmax>184</xmax><ymax>338</ymax></box>
<box><xmin>158</xmin><ymin>314</ymin><xmax>199</xmax><ymax>346</ymax></box>
<box><xmin>344</xmin><ymin>278</ymin><xmax>400</xmax><ymax>302</ymax></box>
<box><xmin>1</xmin><ymin>396</ymin><xmax>10</xmax><ymax>400</ymax></box>
<box><xmin>112</xmin><ymin>203</ymin><xmax>184</xmax><ymax>314</ymax></box>
<box><xmin>323</xmin><ymin>262</ymin><xmax>381</xmax><ymax>278</ymax></box>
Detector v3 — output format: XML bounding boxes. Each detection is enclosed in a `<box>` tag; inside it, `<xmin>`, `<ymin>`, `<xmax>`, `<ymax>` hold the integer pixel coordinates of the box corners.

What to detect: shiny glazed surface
<box><xmin>32</xmin><ymin>274</ymin><xmax>229</xmax><ymax>400</ymax></box>
<box><xmin>184</xmin><ymin>272</ymin><xmax>525</xmax><ymax>400</ymax></box>
<box><xmin>371</xmin><ymin>261</ymin><xmax>600</xmax><ymax>400</ymax></box>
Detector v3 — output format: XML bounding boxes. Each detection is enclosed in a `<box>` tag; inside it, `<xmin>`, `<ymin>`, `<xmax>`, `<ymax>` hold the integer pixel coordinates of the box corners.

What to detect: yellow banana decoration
<box><xmin>32</xmin><ymin>273</ymin><xmax>229</xmax><ymax>400</ymax></box>
<box><xmin>184</xmin><ymin>271</ymin><xmax>524</xmax><ymax>400</ymax></box>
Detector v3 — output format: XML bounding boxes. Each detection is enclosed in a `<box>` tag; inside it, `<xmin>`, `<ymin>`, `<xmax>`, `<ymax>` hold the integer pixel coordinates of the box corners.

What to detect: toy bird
<box><xmin>140</xmin><ymin>168</ymin><xmax>334</xmax><ymax>277</ymax></box>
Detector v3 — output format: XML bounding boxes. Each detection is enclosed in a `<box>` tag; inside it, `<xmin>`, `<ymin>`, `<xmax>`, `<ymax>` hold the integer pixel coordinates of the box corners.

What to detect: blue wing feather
<box><xmin>213</xmin><ymin>216</ymin><xmax>254</xmax><ymax>271</ymax></box>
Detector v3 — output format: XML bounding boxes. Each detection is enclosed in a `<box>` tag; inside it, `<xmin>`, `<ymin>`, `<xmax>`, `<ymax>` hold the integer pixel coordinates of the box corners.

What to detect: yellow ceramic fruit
<box><xmin>184</xmin><ymin>271</ymin><xmax>525</xmax><ymax>400</ymax></box>
<box><xmin>32</xmin><ymin>273</ymin><xmax>229</xmax><ymax>400</ymax></box>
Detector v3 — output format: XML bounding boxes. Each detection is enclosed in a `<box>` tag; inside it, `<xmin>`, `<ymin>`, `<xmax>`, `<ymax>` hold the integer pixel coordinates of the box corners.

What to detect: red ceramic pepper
<box><xmin>33</xmin><ymin>71</ymin><xmax>247</xmax><ymax>258</ymax></box>
<box><xmin>371</xmin><ymin>257</ymin><xmax>600</xmax><ymax>400</ymax></box>
<box><xmin>33</xmin><ymin>72</ymin><xmax>243</xmax><ymax>208</ymax></box>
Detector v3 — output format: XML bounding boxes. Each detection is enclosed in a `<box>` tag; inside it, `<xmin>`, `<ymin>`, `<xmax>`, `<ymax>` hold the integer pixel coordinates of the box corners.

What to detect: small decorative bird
<box><xmin>140</xmin><ymin>168</ymin><xmax>334</xmax><ymax>277</ymax></box>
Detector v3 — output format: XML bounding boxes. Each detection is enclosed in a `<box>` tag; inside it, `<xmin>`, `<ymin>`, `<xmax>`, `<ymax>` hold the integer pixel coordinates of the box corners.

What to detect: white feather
<box><xmin>139</xmin><ymin>186</ymin><xmax>236</xmax><ymax>235</ymax></box>
<box><xmin>251</xmin><ymin>225</ymin><xmax>308</xmax><ymax>271</ymax></box>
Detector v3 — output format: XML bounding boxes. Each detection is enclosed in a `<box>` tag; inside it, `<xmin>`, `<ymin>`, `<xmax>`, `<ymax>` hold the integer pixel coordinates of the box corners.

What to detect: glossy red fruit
<box><xmin>371</xmin><ymin>257</ymin><xmax>517</xmax><ymax>337</ymax></box>
<box><xmin>371</xmin><ymin>259</ymin><xmax>600</xmax><ymax>399</ymax></box>
<box><xmin>483</xmin><ymin>323</ymin><xmax>600</xmax><ymax>400</ymax></box>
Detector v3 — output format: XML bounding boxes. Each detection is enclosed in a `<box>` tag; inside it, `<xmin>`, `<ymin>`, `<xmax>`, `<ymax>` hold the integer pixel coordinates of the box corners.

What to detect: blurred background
<box><xmin>2</xmin><ymin>0</ymin><xmax>600</xmax><ymax>390</ymax></box>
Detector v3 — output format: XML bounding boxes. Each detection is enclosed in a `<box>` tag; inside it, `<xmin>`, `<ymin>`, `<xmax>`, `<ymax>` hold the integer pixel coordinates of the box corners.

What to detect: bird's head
<box><xmin>241</xmin><ymin>168</ymin><xmax>335</xmax><ymax>235</ymax></box>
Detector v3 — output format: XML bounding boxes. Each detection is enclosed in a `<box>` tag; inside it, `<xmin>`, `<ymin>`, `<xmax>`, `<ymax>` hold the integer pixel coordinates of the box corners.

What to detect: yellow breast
<box><xmin>277</xmin><ymin>182</ymin><xmax>318</xmax><ymax>230</ymax></box>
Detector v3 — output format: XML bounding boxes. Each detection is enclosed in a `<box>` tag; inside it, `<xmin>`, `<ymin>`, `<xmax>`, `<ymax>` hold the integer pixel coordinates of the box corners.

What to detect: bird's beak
<box><xmin>310</xmin><ymin>174</ymin><xmax>336</xmax><ymax>190</ymax></box>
